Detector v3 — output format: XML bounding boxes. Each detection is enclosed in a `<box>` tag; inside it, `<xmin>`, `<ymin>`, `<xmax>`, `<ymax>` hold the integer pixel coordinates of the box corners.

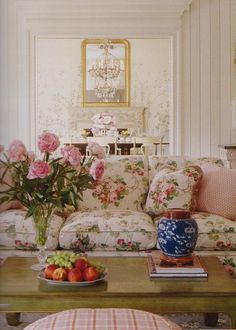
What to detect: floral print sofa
<box><xmin>0</xmin><ymin>156</ymin><xmax>235</xmax><ymax>252</ymax></box>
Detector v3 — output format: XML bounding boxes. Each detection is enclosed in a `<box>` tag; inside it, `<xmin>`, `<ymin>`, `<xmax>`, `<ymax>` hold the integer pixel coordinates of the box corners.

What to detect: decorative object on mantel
<box><xmin>81</xmin><ymin>39</ymin><xmax>130</xmax><ymax>107</ymax></box>
<box><xmin>69</xmin><ymin>107</ymin><xmax>145</xmax><ymax>138</ymax></box>
<box><xmin>0</xmin><ymin>133</ymin><xmax>105</xmax><ymax>270</ymax></box>
<box><xmin>157</xmin><ymin>208</ymin><xmax>198</xmax><ymax>266</ymax></box>
<box><xmin>91</xmin><ymin>112</ymin><xmax>118</xmax><ymax>137</ymax></box>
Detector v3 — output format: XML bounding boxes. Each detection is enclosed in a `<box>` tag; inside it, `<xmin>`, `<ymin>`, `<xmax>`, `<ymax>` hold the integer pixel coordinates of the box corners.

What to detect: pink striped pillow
<box><xmin>197</xmin><ymin>164</ymin><xmax>236</xmax><ymax>221</ymax></box>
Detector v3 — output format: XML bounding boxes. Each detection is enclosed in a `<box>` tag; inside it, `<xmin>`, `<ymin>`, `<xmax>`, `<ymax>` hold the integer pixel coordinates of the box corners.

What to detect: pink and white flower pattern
<box><xmin>145</xmin><ymin>166</ymin><xmax>202</xmax><ymax>215</ymax></box>
<box><xmin>92</xmin><ymin>177</ymin><xmax>129</xmax><ymax>208</ymax></box>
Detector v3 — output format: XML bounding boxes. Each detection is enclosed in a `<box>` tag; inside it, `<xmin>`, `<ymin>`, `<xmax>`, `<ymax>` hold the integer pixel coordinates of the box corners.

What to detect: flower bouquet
<box><xmin>0</xmin><ymin>132</ymin><xmax>105</xmax><ymax>269</ymax></box>
<box><xmin>91</xmin><ymin>112</ymin><xmax>117</xmax><ymax>136</ymax></box>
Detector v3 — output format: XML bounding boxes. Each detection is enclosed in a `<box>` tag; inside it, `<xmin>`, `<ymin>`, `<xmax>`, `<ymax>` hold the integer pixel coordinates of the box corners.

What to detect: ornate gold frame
<box><xmin>81</xmin><ymin>39</ymin><xmax>130</xmax><ymax>107</ymax></box>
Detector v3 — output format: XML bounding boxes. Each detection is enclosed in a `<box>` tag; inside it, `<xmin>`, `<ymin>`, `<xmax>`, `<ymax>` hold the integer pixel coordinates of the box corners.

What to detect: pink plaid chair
<box><xmin>24</xmin><ymin>308</ymin><xmax>182</xmax><ymax>330</ymax></box>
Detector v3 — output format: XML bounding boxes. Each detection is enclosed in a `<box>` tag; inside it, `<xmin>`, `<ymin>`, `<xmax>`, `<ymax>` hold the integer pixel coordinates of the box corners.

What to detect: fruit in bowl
<box><xmin>83</xmin><ymin>266</ymin><xmax>99</xmax><ymax>282</ymax></box>
<box><xmin>43</xmin><ymin>251</ymin><xmax>106</xmax><ymax>283</ymax></box>
<box><xmin>44</xmin><ymin>264</ymin><xmax>58</xmax><ymax>280</ymax></box>
<box><xmin>52</xmin><ymin>268</ymin><xmax>67</xmax><ymax>281</ymax></box>
<box><xmin>67</xmin><ymin>268</ymin><xmax>83</xmax><ymax>282</ymax></box>
<box><xmin>75</xmin><ymin>257</ymin><xmax>90</xmax><ymax>271</ymax></box>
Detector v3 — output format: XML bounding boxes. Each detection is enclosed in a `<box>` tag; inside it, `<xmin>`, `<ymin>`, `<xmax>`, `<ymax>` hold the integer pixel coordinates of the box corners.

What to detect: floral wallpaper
<box><xmin>36</xmin><ymin>38</ymin><xmax>171</xmax><ymax>142</ymax></box>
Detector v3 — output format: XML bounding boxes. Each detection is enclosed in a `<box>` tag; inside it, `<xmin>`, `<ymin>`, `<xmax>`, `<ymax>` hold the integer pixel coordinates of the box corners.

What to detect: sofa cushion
<box><xmin>155</xmin><ymin>212</ymin><xmax>236</xmax><ymax>251</ymax></box>
<box><xmin>185</xmin><ymin>157</ymin><xmax>225</xmax><ymax>167</ymax></box>
<box><xmin>0</xmin><ymin>209</ymin><xmax>64</xmax><ymax>250</ymax></box>
<box><xmin>78</xmin><ymin>156</ymin><xmax>149</xmax><ymax>212</ymax></box>
<box><xmin>196</xmin><ymin>164</ymin><xmax>236</xmax><ymax>221</ymax></box>
<box><xmin>59</xmin><ymin>210</ymin><xmax>156</xmax><ymax>251</ymax></box>
<box><xmin>148</xmin><ymin>156</ymin><xmax>224</xmax><ymax>183</ymax></box>
<box><xmin>145</xmin><ymin>166</ymin><xmax>203</xmax><ymax>216</ymax></box>
<box><xmin>148</xmin><ymin>156</ymin><xmax>186</xmax><ymax>182</ymax></box>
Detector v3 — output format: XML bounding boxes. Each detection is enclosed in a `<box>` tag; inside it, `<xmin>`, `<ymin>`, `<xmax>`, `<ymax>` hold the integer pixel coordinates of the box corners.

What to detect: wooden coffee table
<box><xmin>0</xmin><ymin>255</ymin><xmax>236</xmax><ymax>327</ymax></box>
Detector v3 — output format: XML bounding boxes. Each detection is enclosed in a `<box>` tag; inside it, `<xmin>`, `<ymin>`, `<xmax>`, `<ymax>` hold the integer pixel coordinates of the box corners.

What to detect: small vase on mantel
<box><xmin>157</xmin><ymin>208</ymin><xmax>198</xmax><ymax>266</ymax></box>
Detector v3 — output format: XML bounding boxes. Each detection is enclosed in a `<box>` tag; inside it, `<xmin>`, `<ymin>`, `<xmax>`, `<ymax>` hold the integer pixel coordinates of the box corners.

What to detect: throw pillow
<box><xmin>197</xmin><ymin>164</ymin><xmax>236</xmax><ymax>221</ymax></box>
<box><xmin>145</xmin><ymin>166</ymin><xmax>203</xmax><ymax>215</ymax></box>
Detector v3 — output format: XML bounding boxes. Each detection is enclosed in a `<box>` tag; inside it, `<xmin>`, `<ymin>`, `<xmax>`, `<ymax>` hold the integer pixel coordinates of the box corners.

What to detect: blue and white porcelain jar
<box><xmin>157</xmin><ymin>208</ymin><xmax>198</xmax><ymax>257</ymax></box>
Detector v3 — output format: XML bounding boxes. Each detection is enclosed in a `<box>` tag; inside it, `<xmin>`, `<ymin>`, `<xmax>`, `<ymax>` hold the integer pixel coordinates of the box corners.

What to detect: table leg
<box><xmin>228</xmin><ymin>311</ymin><xmax>236</xmax><ymax>329</ymax></box>
<box><xmin>6</xmin><ymin>312</ymin><xmax>21</xmax><ymax>326</ymax></box>
<box><xmin>204</xmin><ymin>313</ymin><xmax>218</xmax><ymax>326</ymax></box>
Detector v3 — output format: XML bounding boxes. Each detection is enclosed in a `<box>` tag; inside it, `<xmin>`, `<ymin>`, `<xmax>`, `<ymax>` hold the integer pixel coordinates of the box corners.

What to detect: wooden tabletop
<box><xmin>0</xmin><ymin>256</ymin><xmax>235</xmax><ymax>295</ymax></box>
<box><xmin>0</xmin><ymin>256</ymin><xmax>236</xmax><ymax>326</ymax></box>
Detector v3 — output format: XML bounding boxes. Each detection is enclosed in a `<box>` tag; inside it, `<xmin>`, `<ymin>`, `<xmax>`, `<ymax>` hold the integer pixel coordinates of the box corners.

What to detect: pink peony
<box><xmin>0</xmin><ymin>145</ymin><xmax>4</xmax><ymax>153</ymax></box>
<box><xmin>27</xmin><ymin>160</ymin><xmax>51</xmax><ymax>179</ymax></box>
<box><xmin>88</xmin><ymin>142</ymin><xmax>105</xmax><ymax>159</ymax></box>
<box><xmin>89</xmin><ymin>159</ymin><xmax>104</xmax><ymax>180</ymax></box>
<box><xmin>61</xmin><ymin>145</ymin><xmax>82</xmax><ymax>167</ymax></box>
<box><xmin>8</xmin><ymin>139</ymin><xmax>27</xmax><ymax>162</ymax></box>
<box><xmin>38</xmin><ymin>132</ymin><xmax>60</xmax><ymax>153</ymax></box>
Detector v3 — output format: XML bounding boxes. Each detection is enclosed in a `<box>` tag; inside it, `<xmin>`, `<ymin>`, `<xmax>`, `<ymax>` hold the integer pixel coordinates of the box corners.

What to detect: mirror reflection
<box><xmin>82</xmin><ymin>39</ymin><xmax>130</xmax><ymax>107</ymax></box>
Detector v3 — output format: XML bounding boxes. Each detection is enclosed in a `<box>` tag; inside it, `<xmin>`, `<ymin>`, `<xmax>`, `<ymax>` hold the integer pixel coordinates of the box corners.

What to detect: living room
<box><xmin>0</xmin><ymin>0</ymin><xmax>236</xmax><ymax>329</ymax></box>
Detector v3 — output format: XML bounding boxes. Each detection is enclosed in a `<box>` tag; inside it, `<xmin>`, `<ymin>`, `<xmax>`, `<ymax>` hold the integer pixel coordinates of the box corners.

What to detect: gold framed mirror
<box><xmin>81</xmin><ymin>39</ymin><xmax>130</xmax><ymax>107</ymax></box>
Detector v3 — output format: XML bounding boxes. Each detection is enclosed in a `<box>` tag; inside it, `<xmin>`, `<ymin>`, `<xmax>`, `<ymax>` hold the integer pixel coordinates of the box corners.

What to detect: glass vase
<box><xmin>31</xmin><ymin>209</ymin><xmax>50</xmax><ymax>271</ymax></box>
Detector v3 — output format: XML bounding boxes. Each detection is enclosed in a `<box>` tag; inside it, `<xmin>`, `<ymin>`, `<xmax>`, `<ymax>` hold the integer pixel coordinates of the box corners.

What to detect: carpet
<box><xmin>0</xmin><ymin>250</ymin><xmax>235</xmax><ymax>330</ymax></box>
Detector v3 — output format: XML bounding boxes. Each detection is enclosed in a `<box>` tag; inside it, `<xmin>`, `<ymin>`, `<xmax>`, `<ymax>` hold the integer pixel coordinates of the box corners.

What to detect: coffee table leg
<box><xmin>6</xmin><ymin>312</ymin><xmax>21</xmax><ymax>326</ymax></box>
<box><xmin>204</xmin><ymin>313</ymin><xmax>219</xmax><ymax>326</ymax></box>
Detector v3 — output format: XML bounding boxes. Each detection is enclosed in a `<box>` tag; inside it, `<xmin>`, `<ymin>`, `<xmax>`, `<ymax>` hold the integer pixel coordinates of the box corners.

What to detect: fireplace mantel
<box><xmin>69</xmin><ymin>107</ymin><xmax>147</xmax><ymax>135</ymax></box>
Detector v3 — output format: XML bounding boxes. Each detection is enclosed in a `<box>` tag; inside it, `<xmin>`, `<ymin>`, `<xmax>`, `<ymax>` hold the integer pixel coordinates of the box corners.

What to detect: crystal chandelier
<box><xmin>88</xmin><ymin>40</ymin><xmax>124</xmax><ymax>101</ymax></box>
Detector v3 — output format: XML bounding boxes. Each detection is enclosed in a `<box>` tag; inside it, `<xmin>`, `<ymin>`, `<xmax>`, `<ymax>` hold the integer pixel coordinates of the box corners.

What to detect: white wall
<box><xmin>0</xmin><ymin>0</ymin><xmax>189</xmax><ymax>155</ymax></box>
<box><xmin>181</xmin><ymin>0</ymin><xmax>235</xmax><ymax>157</ymax></box>
<box><xmin>36</xmin><ymin>38</ymin><xmax>170</xmax><ymax>142</ymax></box>
<box><xmin>2</xmin><ymin>0</ymin><xmax>235</xmax><ymax>157</ymax></box>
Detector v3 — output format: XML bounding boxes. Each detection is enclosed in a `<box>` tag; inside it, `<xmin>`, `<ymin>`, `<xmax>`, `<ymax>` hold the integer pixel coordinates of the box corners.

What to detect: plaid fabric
<box><xmin>24</xmin><ymin>308</ymin><xmax>182</xmax><ymax>330</ymax></box>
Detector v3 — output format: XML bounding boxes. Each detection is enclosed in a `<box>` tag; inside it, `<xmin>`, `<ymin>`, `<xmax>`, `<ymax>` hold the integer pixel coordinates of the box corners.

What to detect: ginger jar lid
<box><xmin>164</xmin><ymin>208</ymin><xmax>191</xmax><ymax>219</ymax></box>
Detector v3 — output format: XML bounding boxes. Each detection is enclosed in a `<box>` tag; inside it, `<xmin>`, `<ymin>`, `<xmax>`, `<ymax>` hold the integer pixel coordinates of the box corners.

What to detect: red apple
<box><xmin>64</xmin><ymin>267</ymin><xmax>73</xmax><ymax>276</ymax></box>
<box><xmin>83</xmin><ymin>266</ymin><xmax>99</xmax><ymax>282</ymax></box>
<box><xmin>52</xmin><ymin>267</ymin><xmax>67</xmax><ymax>281</ymax></box>
<box><xmin>44</xmin><ymin>264</ymin><xmax>58</xmax><ymax>280</ymax></box>
<box><xmin>68</xmin><ymin>268</ymin><xmax>83</xmax><ymax>282</ymax></box>
<box><xmin>75</xmin><ymin>257</ymin><xmax>90</xmax><ymax>271</ymax></box>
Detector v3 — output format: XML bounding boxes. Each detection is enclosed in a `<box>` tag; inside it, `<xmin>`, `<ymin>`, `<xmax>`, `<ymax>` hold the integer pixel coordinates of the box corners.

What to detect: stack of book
<box><xmin>147</xmin><ymin>251</ymin><xmax>208</xmax><ymax>279</ymax></box>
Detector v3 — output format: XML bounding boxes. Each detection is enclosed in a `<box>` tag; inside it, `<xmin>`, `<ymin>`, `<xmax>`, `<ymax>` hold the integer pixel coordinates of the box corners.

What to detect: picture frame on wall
<box><xmin>81</xmin><ymin>39</ymin><xmax>130</xmax><ymax>107</ymax></box>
